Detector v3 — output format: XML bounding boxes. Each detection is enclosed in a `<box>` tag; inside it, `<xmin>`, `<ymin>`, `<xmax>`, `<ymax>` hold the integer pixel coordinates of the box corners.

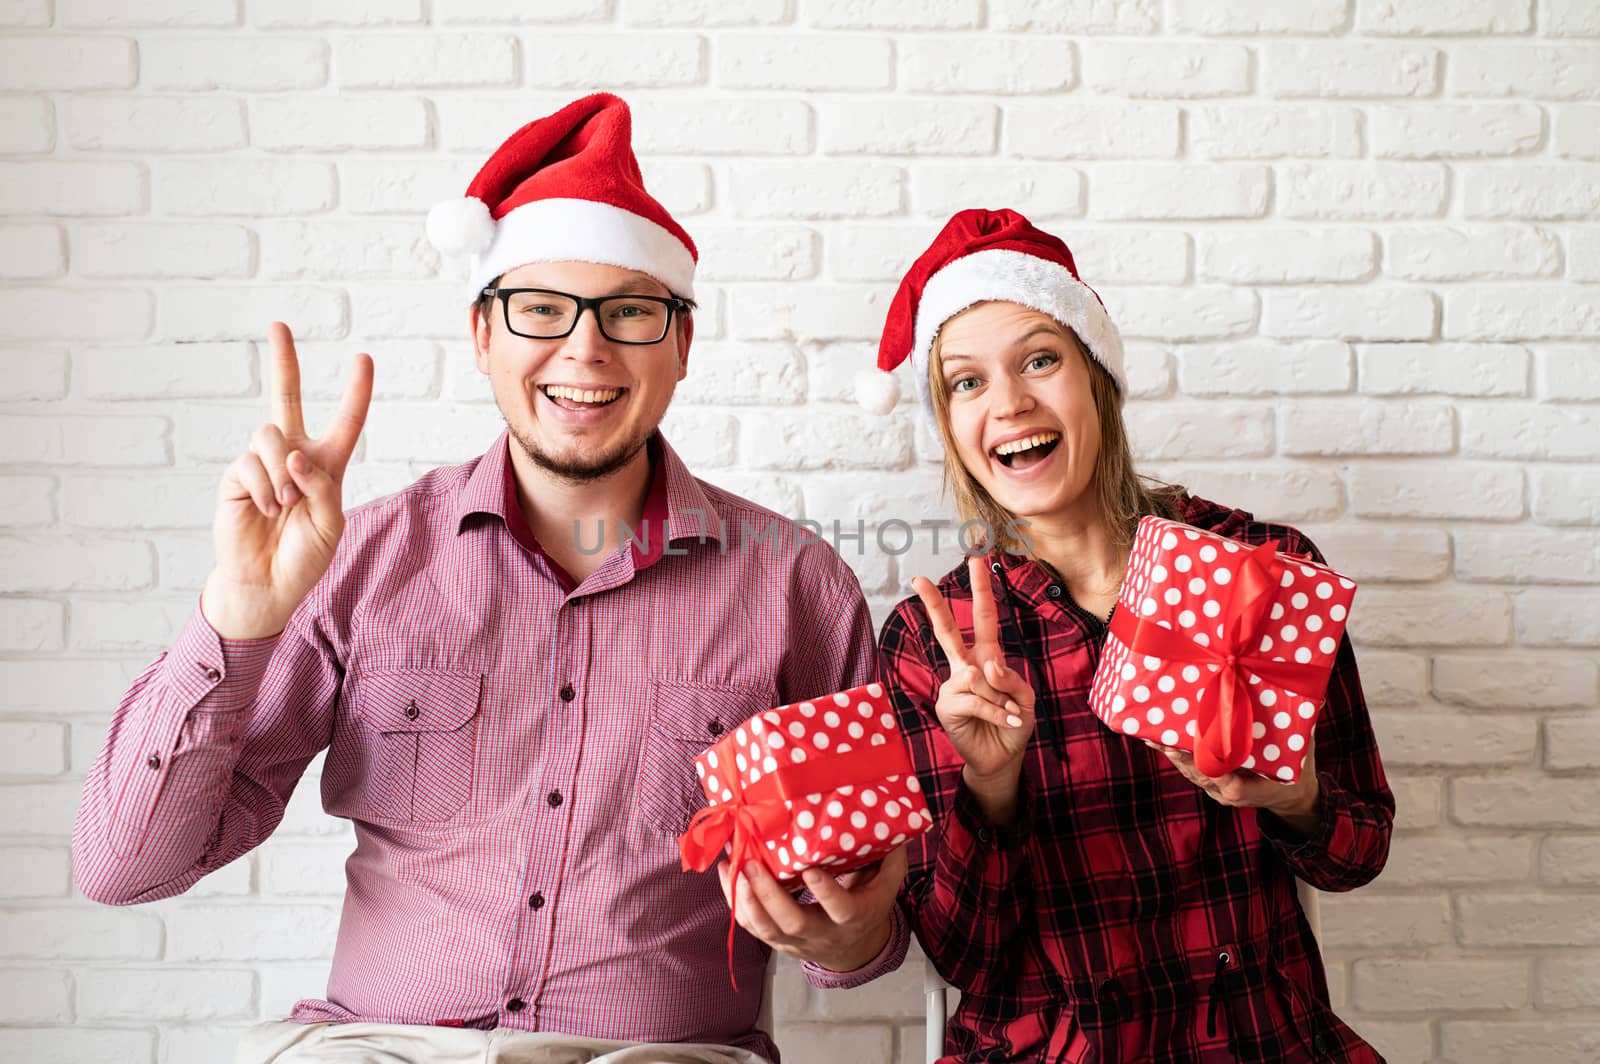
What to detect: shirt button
<box><xmin>403</xmin><ymin>701</ymin><xmax>419</xmax><ymax>721</ymax></box>
<box><xmin>146</xmin><ymin>753</ymin><xmax>161</xmax><ymax>770</ymax></box>
<box><xmin>558</xmin><ymin>684</ymin><xmax>575</xmax><ymax>703</ymax></box>
<box><xmin>706</xmin><ymin>719</ymin><xmax>723</xmax><ymax>736</ymax></box>
<box><xmin>1048</xmin><ymin>584</ymin><xmax>1063</xmax><ymax>599</ymax></box>
<box><xmin>528</xmin><ymin>891</ymin><xmax>545</xmax><ymax>910</ymax></box>
<box><xmin>506</xmin><ymin>997</ymin><xmax>526</xmax><ymax>1013</ymax></box>
<box><xmin>547</xmin><ymin>790</ymin><xmax>563</xmax><ymax>808</ymax></box>
<box><xmin>990</xmin><ymin>561</ymin><xmax>1003</xmax><ymax>575</ymax></box>
<box><xmin>201</xmin><ymin>665</ymin><xmax>221</xmax><ymax>683</ymax></box>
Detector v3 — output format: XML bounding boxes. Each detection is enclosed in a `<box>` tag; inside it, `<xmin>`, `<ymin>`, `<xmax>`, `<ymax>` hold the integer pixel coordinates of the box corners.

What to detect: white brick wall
<box><xmin>0</xmin><ymin>6</ymin><xmax>1595</xmax><ymax>1064</ymax></box>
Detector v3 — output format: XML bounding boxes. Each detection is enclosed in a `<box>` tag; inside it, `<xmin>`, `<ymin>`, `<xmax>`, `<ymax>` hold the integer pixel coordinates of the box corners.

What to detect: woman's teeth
<box><xmin>994</xmin><ymin>432</ymin><xmax>1060</xmax><ymax>458</ymax></box>
<box><xmin>543</xmin><ymin>385</ymin><xmax>622</xmax><ymax>405</ymax></box>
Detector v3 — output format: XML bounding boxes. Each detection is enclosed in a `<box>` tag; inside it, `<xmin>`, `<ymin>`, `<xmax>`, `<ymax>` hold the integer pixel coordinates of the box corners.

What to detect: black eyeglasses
<box><xmin>481</xmin><ymin>287</ymin><xmax>690</xmax><ymax>345</ymax></box>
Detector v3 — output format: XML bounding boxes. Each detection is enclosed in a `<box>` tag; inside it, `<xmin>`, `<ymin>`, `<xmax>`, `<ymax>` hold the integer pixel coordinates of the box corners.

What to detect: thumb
<box><xmin>984</xmin><ymin>658</ymin><xmax>1033</xmax><ymax>706</ymax></box>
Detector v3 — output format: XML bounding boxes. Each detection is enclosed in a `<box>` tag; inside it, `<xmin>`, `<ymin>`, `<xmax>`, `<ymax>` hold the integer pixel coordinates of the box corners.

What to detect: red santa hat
<box><xmin>859</xmin><ymin>208</ymin><xmax>1124</xmax><ymax>417</ymax></box>
<box><xmin>426</xmin><ymin>92</ymin><xmax>697</xmax><ymax>300</ymax></box>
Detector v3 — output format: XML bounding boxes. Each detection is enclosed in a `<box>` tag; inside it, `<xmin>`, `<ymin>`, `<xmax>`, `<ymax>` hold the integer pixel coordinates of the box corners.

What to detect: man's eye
<box><xmin>610</xmin><ymin>303</ymin><xmax>657</xmax><ymax>319</ymax></box>
<box><xmin>519</xmin><ymin>304</ymin><xmax>561</xmax><ymax>316</ymax></box>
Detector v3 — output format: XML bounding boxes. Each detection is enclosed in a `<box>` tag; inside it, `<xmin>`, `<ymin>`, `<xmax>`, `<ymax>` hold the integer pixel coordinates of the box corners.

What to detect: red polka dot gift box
<box><xmin>677</xmin><ymin>682</ymin><xmax>933</xmax><ymax>886</ymax></box>
<box><xmin>1089</xmin><ymin>516</ymin><xmax>1357</xmax><ymax>783</ymax></box>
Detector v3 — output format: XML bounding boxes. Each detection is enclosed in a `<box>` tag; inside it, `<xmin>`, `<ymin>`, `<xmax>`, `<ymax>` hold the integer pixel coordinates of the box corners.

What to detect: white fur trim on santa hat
<box><xmin>908</xmin><ymin>248</ymin><xmax>1125</xmax><ymax>419</ymax></box>
<box><xmin>468</xmin><ymin>196</ymin><xmax>696</xmax><ymax>301</ymax></box>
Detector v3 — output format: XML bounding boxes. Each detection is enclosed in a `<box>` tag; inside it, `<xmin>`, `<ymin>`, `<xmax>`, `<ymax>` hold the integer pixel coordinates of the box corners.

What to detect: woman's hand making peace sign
<box><xmin>201</xmin><ymin>322</ymin><xmax>374</xmax><ymax>641</ymax></box>
<box><xmin>911</xmin><ymin>556</ymin><xmax>1037</xmax><ymax>820</ymax></box>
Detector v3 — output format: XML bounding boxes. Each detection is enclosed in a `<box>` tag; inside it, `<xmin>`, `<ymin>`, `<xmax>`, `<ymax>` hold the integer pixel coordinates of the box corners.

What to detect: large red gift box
<box><xmin>677</xmin><ymin>682</ymin><xmax>932</xmax><ymax>885</ymax></box>
<box><xmin>1089</xmin><ymin>516</ymin><xmax>1357</xmax><ymax>782</ymax></box>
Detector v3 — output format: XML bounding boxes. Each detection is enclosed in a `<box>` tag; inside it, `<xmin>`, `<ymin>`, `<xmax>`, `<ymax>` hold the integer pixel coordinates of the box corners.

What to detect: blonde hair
<box><xmin>927</xmin><ymin>312</ymin><xmax>1183</xmax><ymax>555</ymax></box>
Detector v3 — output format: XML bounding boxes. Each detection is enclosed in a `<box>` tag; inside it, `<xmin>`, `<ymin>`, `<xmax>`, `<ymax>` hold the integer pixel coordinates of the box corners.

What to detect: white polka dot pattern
<box><xmin>690</xmin><ymin>682</ymin><xmax>933</xmax><ymax>882</ymax></box>
<box><xmin>1087</xmin><ymin>516</ymin><xmax>1358</xmax><ymax>783</ymax></box>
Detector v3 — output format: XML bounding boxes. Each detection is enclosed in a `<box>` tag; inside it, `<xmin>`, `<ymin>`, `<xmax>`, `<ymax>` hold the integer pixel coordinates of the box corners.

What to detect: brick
<box><xmin>1543</xmin><ymin>836</ymin><xmax>1600</xmax><ymax>884</ymax></box>
<box><xmin>154</xmin><ymin>159</ymin><xmax>334</xmax><ymax>216</ymax></box>
<box><xmin>1178</xmin><ymin>341</ymin><xmax>1349</xmax><ymax>395</ymax></box>
<box><xmin>1261</xmin><ymin>288</ymin><xmax>1436</xmax><ymax>342</ymax></box>
<box><xmin>348</xmin><ymin>282</ymin><xmax>460</xmax><ymax>339</ymax></box>
<box><xmin>1453</xmin><ymin>44</ymin><xmax>1600</xmax><ymax>99</ymax></box>
<box><xmin>631</xmin><ymin>98</ymin><xmax>812</xmax><ymax>156</ymax></box>
<box><xmin>694</xmin><ymin>225</ymin><xmax>817</xmax><ymax>283</ymax></box>
<box><xmin>78</xmin><ymin>967</ymin><xmax>255</xmax><ymax>1021</ymax></box>
<box><xmin>338</xmin><ymin>34</ymin><xmax>516</xmax><ymax>89</ymax></box>
<box><xmin>655</xmin><ymin>408</ymin><xmax>738</xmax><ymax>469</ymax></box>
<box><xmin>1122</xmin><ymin>345</ymin><xmax>1172</xmax><ymax>399</ymax></box>
<box><xmin>0</xmin><ymin>223</ymin><xmax>64</xmax><ymax>279</ymax></box>
<box><xmin>1395</xmin><ymin>226</ymin><xmax>1562</xmax><ymax>283</ymax></box>
<box><xmin>1455</xmin><ymin>777</ymin><xmax>1600</xmax><ymax>828</ymax></box>
<box><xmin>1456</xmin><ymin>529</ymin><xmax>1600</xmax><ymax>584</ymax></box>
<box><xmin>803</xmin><ymin>472</ymin><xmax>956</xmax><ymax>526</ymax></box>
<box><xmin>0</xmin><ymin>413</ymin><xmax>165</xmax><ymax>467</ymax></box>
<box><xmin>1319</xmin><ymin>894</ymin><xmax>1451</xmax><ymax>948</ymax></box>
<box><xmin>0</xmin><ymin>347</ymin><xmax>67</xmax><ymax>401</ymax></box>
<box><xmin>1109</xmin><ymin>285</ymin><xmax>1253</xmax><ymax>343</ymax></box>
<box><xmin>1516</xmin><ymin>588</ymin><xmax>1600</xmax><ymax>646</ymax></box>
<box><xmin>1082</xmin><ymin>42</ymin><xmax>1250</xmax><ymax>98</ymax></box>
<box><xmin>0</xmin><ymin>967</ymin><xmax>69</xmax><ymax>1023</ymax></box>
<box><xmin>990</xmin><ymin>0</ymin><xmax>1158</xmax><ymax>33</ymax></box>
<box><xmin>1388</xmin><ymin>774</ymin><xmax>1441</xmax><ymax>830</ymax></box>
<box><xmin>1279</xmin><ymin>162</ymin><xmax>1449</xmax><ymax>220</ymax></box>
<box><xmin>0</xmin><ymin>477</ymin><xmax>55</xmax><ymax>526</ymax></box>
<box><xmin>805</xmin><ymin>0</ymin><xmax>979</xmax><ymax>28</ymax></box>
<box><xmin>66</xmin><ymin>97</ymin><xmax>245</xmax><ymax>152</ymax></box>
<box><xmin>620</xmin><ymin>0</ymin><xmax>785</xmax><ymax>24</ymax></box>
<box><xmin>63</xmin><ymin>0</ymin><xmax>236</xmax><ymax>25</ymax></box>
<box><xmin>1547</xmin><ymin>716</ymin><xmax>1600</xmax><ymax>770</ymax></box>
<box><xmin>1358</xmin><ymin>343</ymin><xmax>1529</xmax><ymax>396</ymax></box>
<box><xmin>0</xmin><ymin>658</ymin><xmax>145</xmax><ymax>715</ymax></box>
<box><xmin>718</xmin><ymin>33</ymin><xmax>891</xmax><ymax>91</ymax></box>
<box><xmin>296</xmin><ymin>340</ymin><xmax>438</xmax><ymax>401</ymax></box>
<box><xmin>638</xmin><ymin>159</ymin><xmax>710</xmax><ymax>217</ymax></box>
<box><xmin>251</xmin><ymin>96</ymin><xmax>430</xmax><ymax>151</ymax></box>
<box><xmin>73</xmin><ymin>223</ymin><xmax>253</xmax><ymax>280</ymax></box>
<box><xmin>1354</xmin><ymin>958</ymin><xmax>1529</xmax><ymax>1012</ymax></box>
<box><xmin>1540</xmin><ymin>345</ymin><xmax>1600</xmax><ymax>399</ymax></box>
<box><xmin>1263</xmin><ymin>43</ymin><xmax>1438</xmax><ymax>98</ymax></box>
<box><xmin>812</xmin><ymin>954</ymin><xmax>925</xmax><ymax>1019</ymax></box>
<box><xmin>0</xmin><ymin>1029</ymin><xmax>154</xmax><ymax>1062</ymax></box>
<box><xmin>1090</xmin><ymin>165</ymin><xmax>1269</xmax><ymax>220</ymax></box>
<box><xmin>1451</xmin><ymin>284</ymin><xmax>1600</xmax><ymax>342</ymax></box>
<box><xmin>168</xmin><ymin>904</ymin><xmax>340</xmax><ymax>961</ymax></box>
<box><xmin>730</xmin><ymin>163</ymin><xmax>902</xmax><ymax>221</ymax></box>
<box><xmin>675</xmin><ymin>342</ymin><xmax>805</xmax><ymax>406</ymax></box>
<box><xmin>1373</xmin><ymin>712</ymin><xmax>1536</xmax><ymax>767</ymax></box>
<box><xmin>1294</xmin><ymin>525</ymin><xmax>1450</xmax><ymax>582</ymax></box>
<box><xmin>522</xmin><ymin>32</ymin><xmax>704</xmax><ymax>88</ymax></box>
<box><xmin>71</xmin><ymin>597</ymin><xmax>195</xmax><ymax>652</ymax></box>
<box><xmin>1197</xmin><ymin>229</ymin><xmax>1375</xmax><ymax>284</ymax></box>
<box><xmin>1145</xmin><ymin>464</ymin><xmax>1344</xmax><ymax>522</ymax></box>
<box><xmin>1463</xmin><ymin>166</ymin><xmax>1600</xmax><ymax>219</ymax></box>
<box><xmin>1374</xmin><ymin>103</ymin><xmax>1543</xmax><ymax>160</ymax></box>
<box><xmin>1435</xmin><ymin>652</ymin><xmax>1596</xmax><ymax>708</ymax></box>
<box><xmin>1350</xmin><ymin>463</ymin><xmax>1523</xmax><ymax>521</ymax></box>
<box><xmin>162</xmin><ymin>1025</ymin><xmax>257</xmax><ymax>1064</ymax></box>
<box><xmin>1358</xmin><ymin>0</ymin><xmax>1530</xmax><ymax>34</ymax></box>
<box><xmin>0</xmin><ymin>97</ymin><xmax>53</xmax><ymax>154</ymax></box>
<box><xmin>1460</xmin><ymin>893</ymin><xmax>1600</xmax><ymax>947</ymax></box>
<box><xmin>1280</xmin><ymin>399</ymin><xmax>1454</xmax><ymax>456</ymax></box>
<box><xmin>1552</xmin><ymin>106</ymin><xmax>1600</xmax><ymax>159</ymax></box>
<box><xmin>1545</xmin><ymin>0</ymin><xmax>1600</xmax><ymax>35</ymax></box>
<box><xmin>1355</xmin><ymin>1021</ymin><xmax>1435</xmax><ymax>1064</ymax></box>
<box><xmin>1353</xmin><ymin>651</ymin><xmax>1429</xmax><ymax>705</ymax></box>
<box><xmin>1538</xmin><ymin>954</ymin><xmax>1600</xmax><ymax>1009</ymax></box>
<box><xmin>1462</xmin><ymin>404</ymin><xmax>1600</xmax><ymax>460</ymax></box>
<box><xmin>0</xmin><ymin>162</ymin><xmax>144</xmax><ymax>217</ymax></box>
<box><xmin>0</xmin><ymin>599</ymin><xmax>62</xmax><ymax>651</ymax></box>
<box><xmin>0</xmin><ymin>0</ymin><xmax>51</xmax><ymax>25</ymax></box>
<box><xmin>75</xmin><ymin>342</ymin><xmax>254</xmax><ymax>401</ymax></box>
<box><xmin>63</xmin><ymin>474</ymin><xmax>214</xmax><ymax>531</ymax></box>
<box><xmin>342</xmin><ymin>159</ymin><xmax>474</xmax><ymax>215</ymax></box>
<box><xmin>161</xmin><ymin>285</ymin><xmax>347</xmax><ymax>342</ymax></box>
<box><xmin>819</xmin><ymin>100</ymin><xmax>996</xmax><ymax>156</ymax></box>
<box><xmin>0</xmin><ymin>289</ymin><xmax>152</xmax><ymax>343</ymax></box>
<box><xmin>901</xmin><ymin>36</ymin><xmax>1074</xmax><ymax>94</ymax></box>
<box><xmin>248</xmin><ymin>0</ymin><xmax>421</xmax><ymax>24</ymax></box>
<box><xmin>0</xmin><ymin>36</ymin><xmax>135</xmax><ymax>89</ymax></box>
<box><xmin>1533</xmin><ymin>469</ymin><xmax>1600</xmax><ymax>526</ymax></box>
<box><xmin>1008</xmin><ymin>101</ymin><xmax>1180</xmax><ymax>160</ymax></box>
<box><xmin>0</xmin><ymin>906</ymin><xmax>162</xmax><ymax>958</ymax></box>
<box><xmin>775</xmin><ymin>1024</ymin><xmax>892</xmax><ymax>1064</ymax></box>
<box><xmin>361</xmin><ymin>403</ymin><xmax>505</xmax><ymax>464</ymax></box>
<box><xmin>1066</xmin><ymin>230</ymin><xmax>1186</xmax><ymax>284</ymax></box>
<box><xmin>1124</xmin><ymin>403</ymin><xmax>1272</xmax><ymax>460</ymax></box>
<box><xmin>1347</xmin><ymin>588</ymin><xmax>1511</xmax><ymax>646</ymax></box>
<box><xmin>0</xmin><ymin>721</ymin><xmax>67</xmax><ymax>776</ymax></box>
<box><xmin>742</xmin><ymin>411</ymin><xmax>911</xmax><ymax>472</ymax></box>
<box><xmin>1375</xmin><ymin>835</ymin><xmax>1534</xmax><ymax>887</ymax></box>
<box><xmin>140</xmin><ymin>35</ymin><xmax>328</xmax><ymax>90</ymax></box>
<box><xmin>1189</xmin><ymin>104</ymin><xmax>1363</xmax><ymax>160</ymax></box>
<box><xmin>1171</xmin><ymin>0</ymin><xmax>1348</xmax><ymax>33</ymax></box>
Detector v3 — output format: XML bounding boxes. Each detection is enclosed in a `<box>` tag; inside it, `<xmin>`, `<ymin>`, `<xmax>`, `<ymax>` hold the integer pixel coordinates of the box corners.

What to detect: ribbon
<box><xmin>678</xmin><ymin>727</ymin><xmax>913</xmax><ymax>987</ymax></box>
<box><xmin>1108</xmin><ymin>538</ymin><xmax>1321</xmax><ymax>778</ymax></box>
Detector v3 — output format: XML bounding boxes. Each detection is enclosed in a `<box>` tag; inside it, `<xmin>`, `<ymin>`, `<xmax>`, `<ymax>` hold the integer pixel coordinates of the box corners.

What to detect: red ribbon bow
<box><xmin>1108</xmin><ymin>538</ymin><xmax>1320</xmax><ymax>778</ymax></box>
<box><xmin>678</xmin><ymin>729</ymin><xmax>913</xmax><ymax>987</ymax></box>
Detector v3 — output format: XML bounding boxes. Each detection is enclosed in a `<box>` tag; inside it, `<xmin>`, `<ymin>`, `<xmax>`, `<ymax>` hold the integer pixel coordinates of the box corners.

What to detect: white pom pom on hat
<box><xmin>425</xmin><ymin>196</ymin><xmax>495</xmax><ymax>258</ymax></box>
<box><xmin>853</xmin><ymin>368</ymin><xmax>902</xmax><ymax>417</ymax></box>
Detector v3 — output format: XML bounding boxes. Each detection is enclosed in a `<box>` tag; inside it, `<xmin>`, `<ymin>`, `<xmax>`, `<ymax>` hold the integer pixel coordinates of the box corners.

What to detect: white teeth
<box><xmin>544</xmin><ymin>385</ymin><xmax>622</xmax><ymax>404</ymax></box>
<box><xmin>993</xmin><ymin>432</ymin><xmax>1060</xmax><ymax>457</ymax></box>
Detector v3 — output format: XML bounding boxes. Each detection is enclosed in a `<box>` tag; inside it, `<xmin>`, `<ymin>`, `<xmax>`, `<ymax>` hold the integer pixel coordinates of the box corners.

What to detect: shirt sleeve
<box><xmin>800</xmin><ymin>900</ymin><xmax>911</xmax><ymax>990</ymax></box>
<box><xmin>1255</xmin><ymin>530</ymin><xmax>1395</xmax><ymax>891</ymax></box>
<box><xmin>71</xmin><ymin>593</ymin><xmax>341</xmax><ymax>906</ymax></box>
<box><xmin>878</xmin><ymin>598</ymin><xmax>1035</xmax><ymax>997</ymax></box>
<box><xmin>777</xmin><ymin>538</ymin><xmax>879</xmax><ymax>701</ymax></box>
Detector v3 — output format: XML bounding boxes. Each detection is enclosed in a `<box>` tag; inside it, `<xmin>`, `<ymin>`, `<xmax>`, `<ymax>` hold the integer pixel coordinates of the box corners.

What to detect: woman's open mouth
<box><xmin>992</xmin><ymin>431</ymin><xmax>1061</xmax><ymax>471</ymax></box>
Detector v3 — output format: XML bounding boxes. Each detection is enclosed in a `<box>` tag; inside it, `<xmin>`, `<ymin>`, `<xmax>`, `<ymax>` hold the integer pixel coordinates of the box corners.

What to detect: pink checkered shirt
<box><xmin>72</xmin><ymin>432</ymin><xmax>879</xmax><ymax>1060</ymax></box>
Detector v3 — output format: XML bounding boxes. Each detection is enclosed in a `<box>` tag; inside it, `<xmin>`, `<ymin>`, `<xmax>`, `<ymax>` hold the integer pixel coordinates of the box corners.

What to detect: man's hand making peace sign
<box><xmin>910</xmin><ymin>555</ymin><xmax>1037</xmax><ymax>825</ymax></box>
<box><xmin>201</xmin><ymin>322</ymin><xmax>374</xmax><ymax>641</ymax></box>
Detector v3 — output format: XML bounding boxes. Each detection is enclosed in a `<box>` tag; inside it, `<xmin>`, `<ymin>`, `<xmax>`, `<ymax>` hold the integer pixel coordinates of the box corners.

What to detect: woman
<box><xmin>864</xmin><ymin>209</ymin><xmax>1393</xmax><ymax>1062</ymax></box>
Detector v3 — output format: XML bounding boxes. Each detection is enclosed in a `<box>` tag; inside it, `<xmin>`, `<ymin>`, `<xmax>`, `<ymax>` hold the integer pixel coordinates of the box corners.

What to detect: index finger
<box><xmin>318</xmin><ymin>352</ymin><xmax>374</xmax><ymax>477</ymax></box>
<box><xmin>912</xmin><ymin>575</ymin><xmax>972</xmax><ymax>670</ymax></box>
<box><xmin>968</xmin><ymin>554</ymin><xmax>1001</xmax><ymax>659</ymax></box>
<box><xmin>266</xmin><ymin>321</ymin><xmax>305</xmax><ymax>438</ymax></box>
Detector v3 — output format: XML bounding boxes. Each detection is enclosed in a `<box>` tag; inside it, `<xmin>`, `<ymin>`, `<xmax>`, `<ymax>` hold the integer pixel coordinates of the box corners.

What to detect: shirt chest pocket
<box><xmin>636</xmin><ymin>680</ymin><xmax>772</xmax><ymax>837</ymax></box>
<box><xmin>348</xmin><ymin>669</ymin><xmax>483</xmax><ymax>823</ymax></box>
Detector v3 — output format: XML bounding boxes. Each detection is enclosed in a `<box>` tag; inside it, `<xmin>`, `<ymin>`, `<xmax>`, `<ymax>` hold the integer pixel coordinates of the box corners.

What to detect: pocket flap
<box><xmin>356</xmin><ymin>669</ymin><xmax>483</xmax><ymax>733</ymax></box>
<box><xmin>650</xmin><ymin>680</ymin><xmax>773</xmax><ymax>744</ymax></box>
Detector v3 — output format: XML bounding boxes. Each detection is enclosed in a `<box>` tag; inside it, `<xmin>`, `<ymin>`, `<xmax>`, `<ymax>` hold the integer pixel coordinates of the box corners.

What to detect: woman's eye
<box><xmin>1026</xmin><ymin>353</ymin><xmax>1059</xmax><ymax>372</ymax></box>
<box><xmin>951</xmin><ymin>377</ymin><xmax>979</xmax><ymax>394</ymax></box>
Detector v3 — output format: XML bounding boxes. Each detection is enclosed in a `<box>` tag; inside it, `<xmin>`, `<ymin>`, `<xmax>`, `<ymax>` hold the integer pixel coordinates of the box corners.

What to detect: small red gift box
<box><xmin>1089</xmin><ymin>516</ymin><xmax>1357</xmax><ymax>782</ymax></box>
<box><xmin>678</xmin><ymin>682</ymin><xmax>933</xmax><ymax>885</ymax></box>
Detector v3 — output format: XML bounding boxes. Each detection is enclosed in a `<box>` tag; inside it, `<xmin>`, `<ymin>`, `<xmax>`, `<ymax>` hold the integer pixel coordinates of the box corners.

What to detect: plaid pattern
<box><xmin>880</xmin><ymin>494</ymin><xmax>1394</xmax><ymax>1064</ymax></box>
<box><xmin>73</xmin><ymin>431</ymin><xmax>877</xmax><ymax>1061</ymax></box>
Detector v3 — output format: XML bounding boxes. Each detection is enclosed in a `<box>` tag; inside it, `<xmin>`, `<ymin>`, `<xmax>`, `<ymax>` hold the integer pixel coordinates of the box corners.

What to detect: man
<box><xmin>72</xmin><ymin>93</ymin><xmax>903</xmax><ymax>1063</ymax></box>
